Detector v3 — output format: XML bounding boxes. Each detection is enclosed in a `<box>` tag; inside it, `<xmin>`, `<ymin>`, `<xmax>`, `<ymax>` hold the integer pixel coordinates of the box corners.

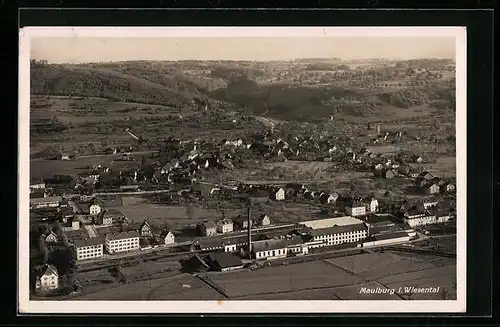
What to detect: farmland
<box><xmin>73</xmin><ymin>273</ymin><xmax>225</xmax><ymax>301</ymax></box>
<box><xmin>68</xmin><ymin>250</ymin><xmax>456</xmax><ymax>301</ymax></box>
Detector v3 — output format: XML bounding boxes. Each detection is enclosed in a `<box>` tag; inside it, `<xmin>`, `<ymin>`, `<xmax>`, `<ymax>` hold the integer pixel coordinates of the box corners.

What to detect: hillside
<box><xmin>30</xmin><ymin>65</ymin><xmax>208</xmax><ymax>108</ymax></box>
<box><xmin>30</xmin><ymin>61</ymin><xmax>456</xmax><ymax>123</ymax></box>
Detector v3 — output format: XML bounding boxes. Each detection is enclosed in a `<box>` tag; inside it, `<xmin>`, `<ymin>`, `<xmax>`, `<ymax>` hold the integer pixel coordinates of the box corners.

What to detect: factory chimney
<box><xmin>376</xmin><ymin>124</ymin><xmax>381</xmax><ymax>136</ymax></box>
<box><xmin>247</xmin><ymin>202</ymin><xmax>252</xmax><ymax>259</ymax></box>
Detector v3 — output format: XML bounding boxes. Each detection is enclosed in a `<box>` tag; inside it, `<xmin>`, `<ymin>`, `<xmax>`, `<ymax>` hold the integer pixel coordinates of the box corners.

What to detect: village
<box><xmin>29</xmin><ymin>122</ymin><xmax>456</xmax><ymax>298</ymax></box>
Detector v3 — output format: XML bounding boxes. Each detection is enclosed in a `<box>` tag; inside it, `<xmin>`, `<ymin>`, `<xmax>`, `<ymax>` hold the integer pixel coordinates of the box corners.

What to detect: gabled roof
<box><xmin>208</xmin><ymin>252</ymin><xmax>243</xmax><ymax>269</ymax></box>
<box><xmin>252</xmin><ymin>239</ymin><xmax>288</xmax><ymax>252</ymax></box>
<box><xmin>202</xmin><ymin>220</ymin><xmax>217</xmax><ymax>229</ymax></box>
<box><xmin>38</xmin><ymin>264</ymin><xmax>58</xmax><ymax>278</ymax></box>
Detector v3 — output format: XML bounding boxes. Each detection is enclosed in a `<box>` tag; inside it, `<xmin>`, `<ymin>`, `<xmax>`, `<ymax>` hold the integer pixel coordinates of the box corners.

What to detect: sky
<box><xmin>30</xmin><ymin>37</ymin><xmax>456</xmax><ymax>63</ymax></box>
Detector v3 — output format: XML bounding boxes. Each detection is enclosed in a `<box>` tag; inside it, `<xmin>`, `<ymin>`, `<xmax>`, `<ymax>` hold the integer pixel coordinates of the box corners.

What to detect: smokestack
<box><xmin>247</xmin><ymin>204</ymin><xmax>252</xmax><ymax>259</ymax></box>
<box><xmin>377</xmin><ymin>124</ymin><xmax>381</xmax><ymax>135</ymax></box>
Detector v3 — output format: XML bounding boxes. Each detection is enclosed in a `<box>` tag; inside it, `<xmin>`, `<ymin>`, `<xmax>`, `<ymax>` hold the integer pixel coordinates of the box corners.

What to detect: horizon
<box><xmin>30</xmin><ymin>37</ymin><xmax>456</xmax><ymax>64</ymax></box>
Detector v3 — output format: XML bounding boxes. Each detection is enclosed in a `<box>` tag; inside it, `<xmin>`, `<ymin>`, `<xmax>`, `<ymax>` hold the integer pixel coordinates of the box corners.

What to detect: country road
<box><xmin>30</xmin><ymin>150</ymin><xmax>159</xmax><ymax>162</ymax></box>
<box><xmin>256</xmin><ymin>116</ymin><xmax>275</xmax><ymax>130</ymax></box>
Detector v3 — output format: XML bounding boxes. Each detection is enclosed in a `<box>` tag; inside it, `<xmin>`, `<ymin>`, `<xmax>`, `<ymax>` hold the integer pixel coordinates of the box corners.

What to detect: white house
<box><xmin>161</xmin><ymin>230</ymin><xmax>175</xmax><ymax>245</ymax></box>
<box><xmin>45</xmin><ymin>231</ymin><xmax>58</xmax><ymax>244</ymax></box>
<box><xmin>35</xmin><ymin>264</ymin><xmax>59</xmax><ymax>293</ymax></box>
<box><xmin>346</xmin><ymin>201</ymin><xmax>367</xmax><ymax>217</ymax></box>
<box><xmin>273</xmin><ymin>188</ymin><xmax>285</xmax><ymax>201</ymax></box>
<box><xmin>258</xmin><ymin>214</ymin><xmax>271</xmax><ymax>226</ymax></box>
<box><xmin>369</xmin><ymin>198</ymin><xmax>379</xmax><ymax>213</ymax></box>
<box><xmin>89</xmin><ymin>204</ymin><xmax>101</xmax><ymax>215</ymax></box>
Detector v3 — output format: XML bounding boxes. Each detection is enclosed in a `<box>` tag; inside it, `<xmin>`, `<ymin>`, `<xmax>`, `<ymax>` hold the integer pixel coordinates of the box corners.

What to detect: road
<box><xmin>76</xmin><ymin>240</ymin><xmax>193</xmax><ymax>268</ymax></box>
<box><xmin>256</xmin><ymin>116</ymin><xmax>275</xmax><ymax>131</ymax></box>
<box><xmin>31</xmin><ymin>150</ymin><xmax>158</xmax><ymax>162</ymax></box>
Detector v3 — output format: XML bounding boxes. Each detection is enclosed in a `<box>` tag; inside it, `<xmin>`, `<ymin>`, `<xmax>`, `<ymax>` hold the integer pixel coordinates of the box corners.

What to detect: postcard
<box><xmin>19</xmin><ymin>26</ymin><xmax>466</xmax><ymax>313</ymax></box>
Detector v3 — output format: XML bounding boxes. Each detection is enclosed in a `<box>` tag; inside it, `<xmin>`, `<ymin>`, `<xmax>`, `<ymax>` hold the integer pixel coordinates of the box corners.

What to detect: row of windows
<box><xmin>78</xmin><ymin>249</ymin><xmax>102</xmax><ymax>255</ymax></box>
<box><xmin>78</xmin><ymin>245</ymin><xmax>102</xmax><ymax>251</ymax></box>
<box><xmin>107</xmin><ymin>238</ymin><xmax>139</xmax><ymax>244</ymax></box>
<box><xmin>315</xmin><ymin>231</ymin><xmax>366</xmax><ymax>239</ymax></box>
<box><xmin>256</xmin><ymin>248</ymin><xmax>286</xmax><ymax>258</ymax></box>
<box><xmin>78</xmin><ymin>253</ymin><xmax>103</xmax><ymax>260</ymax></box>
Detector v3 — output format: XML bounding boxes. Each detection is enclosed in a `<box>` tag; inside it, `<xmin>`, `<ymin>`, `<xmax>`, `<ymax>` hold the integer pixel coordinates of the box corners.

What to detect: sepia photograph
<box><xmin>19</xmin><ymin>26</ymin><xmax>466</xmax><ymax>313</ymax></box>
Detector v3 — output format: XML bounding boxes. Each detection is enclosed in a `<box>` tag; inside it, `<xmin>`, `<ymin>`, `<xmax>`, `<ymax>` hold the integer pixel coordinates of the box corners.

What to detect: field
<box><xmin>207</xmin><ymin>251</ymin><xmax>456</xmax><ymax>300</ymax></box>
<box><xmin>30</xmin><ymin>154</ymin><xmax>144</xmax><ymax>179</ymax></box>
<box><xmin>73</xmin><ymin>273</ymin><xmax>225</xmax><ymax>300</ymax></box>
<box><xmin>208</xmin><ymin>261</ymin><xmax>364</xmax><ymax>298</ymax></box>
<box><xmin>66</xmin><ymin>248</ymin><xmax>456</xmax><ymax>301</ymax></box>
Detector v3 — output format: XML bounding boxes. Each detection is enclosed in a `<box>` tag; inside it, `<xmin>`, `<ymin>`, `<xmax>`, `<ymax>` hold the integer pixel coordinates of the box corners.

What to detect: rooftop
<box><xmin>252</xmin><ymin>239</ymin><xmax>288</xmax><ymax>252</ymax></box>
<box><xmin>300</xmin><ymin>216</ymin><xmax>365</xmax><ymax>230</ymax></box>
<box><xmin>73</xmin><ymin>237</ymin><xmax>104</xmax><ymax>248</ymax></box>
<box><xmin>373</xmin><ymin>231</ymin><xmax>410</xmax><ymax>241</ymax></box>
<box><xmin>207</xmin><ymin>252</ymin><xmax>243</xmax><ymax>269</ymax></box>
<box><xmin>30</xmin><ymin>196</ymin><xmax>62</xmax><ymax>204</ymax></box>
<box><xmin>105</xmin><ymin>231</ymin><xmax>140</xmax><ymax>241</ymax></box>
<box><xmin>309</xmin><ymin>223</ymin><xmax>368</xmax><ymax>237</ymax></box>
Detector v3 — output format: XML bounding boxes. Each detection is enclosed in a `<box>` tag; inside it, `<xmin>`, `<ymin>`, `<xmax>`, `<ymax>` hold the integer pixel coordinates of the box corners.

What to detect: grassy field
<box><xmin>30</xmin><ymin>155</ymin><xmax>143</xmax><ymax>179</ymax></box>
<box><xmin>74</xmin><ymin>273</ymin><xmax>224</xmax><ymax>300</ymax></box>
<box><xmin>67</xmin><ymin>248</ymin><xmax>456</xmax><ymax>301</ymax></box>
<box><xmin>207</xmin><ymin>261</ymin><xmax>364</xmax><ymax>298</ymax></box>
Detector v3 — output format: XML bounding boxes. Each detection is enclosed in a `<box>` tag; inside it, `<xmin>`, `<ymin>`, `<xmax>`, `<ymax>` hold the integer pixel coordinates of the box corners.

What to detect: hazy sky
<box><xmin>31</xmin><ymin>37</ymin><xmax>456</xmax><ymax>63</ymax></box>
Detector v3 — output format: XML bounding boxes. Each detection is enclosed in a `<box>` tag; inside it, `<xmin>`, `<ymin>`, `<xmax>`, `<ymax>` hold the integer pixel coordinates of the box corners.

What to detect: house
<box><xmin>438</xmin><ymin>180</ymin><xmax>456</xmax><ymax>193</ymax></box>
<box><xmin>105</xmin><ymin>231</ymin><xmax>140</xmax><ymax>254</ymax></box>
<box><xmin>423</xmin><ymin>197</ymin><xmax>440</xmax><ymax>209</ymax></box>
<box><xmin>248</xmin><ymin>189</ymin><xmax>270</xmax><ymax>203</ymax></box>
<box><xmin>44</xmin><ymin>231</ymin><xmax>58</xmax><ymax>244</ymax></box>
<box><xmin>139</xmin><ymin>221</ymin><xmax>154</xmax><ymax>238</ymax></box>
<box><xmin>232</xmin><ymin>215</ymin><xmax>253</xmax><ymax>230</ymax></box>
<box><xmin>216</xmin><ymin>219</ymin><xmax>234</xmax><ymax>234</ymax></box>
<box><xmin>271</xmin><ymin>188</ymin><xmax>285</xmax><ymax>201</ymax></box>
<box><xmin>73</xmin><ymin>237</ymin><xmax>104</xmax><ymax>261</ymax></box>
<box><xmin>384</xmin><ymin>169</ymin><xmax>395</xmax><ymax>179</ymax></box>
<box><xmin>35</xmin><ymin>264</ymin><xmax>59</xmax><ymax>293</ymax></box>
<box><xmin>160</xmin><ymin>230</ymin><xmax>175</xmax><ymax>245</ymax></box>
<box><xmin>257</xmin><ymin>214</ymin><xmax>271</xmax><ymax>226</ymax></box>
<box><xmin>251</xmin><ymin>239</ymin><xmax>288</xmax><ymax>260</ymax></box>
<box><xmin>206</xmin><ymin>253</ymin><xmax>244</xmax><ymax>272</ymax></box>
<box><xmin>319</xmin><ymin>192</ymin><xmax>339</xmax><ymax>205</ymax></box>
<box><xmin>199</xmin><ymin>220</ymin><xmax>217</xmax><ymax>237</ymax></box>
<box><xmin>424</xmin><ymin>183</ymin><xmax>440</xmax><ymax>195</ymax></box>
<box><xmin>446</xmin><ymin>182</ymin><xmax>456</xmax><ymax>192</ymax></box>
<box><xmin>368</xmin><ymin>198</ymin><xmax>379</xmax><ymax>213</ymax></box>
<box><xmin>192</xmin><ymin>238</ymin><xmax>224</xmax><ymax>252</ymax></box>
<box><xmin>345</xmin><ymin>200</ymin><xmax>367</xmax><ymax>217</ymax></box>
<box><xmin>30</xmin><ymin>180</ymin><xmax>46</xmax><ymax>193</ymax></box>
<box><xmin>89</xmin><ymin>204</ymin><xmax>101</xmax><ymax>215</ymax></box>
<box><xmin>419</xmin><ymin>171</ymin><xmax>434</xmax><ymax>180</ymax></box>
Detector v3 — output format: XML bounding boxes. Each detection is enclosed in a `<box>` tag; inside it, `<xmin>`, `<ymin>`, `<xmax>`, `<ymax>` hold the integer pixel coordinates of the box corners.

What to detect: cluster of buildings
<box><xmin>191</xmin><ymin>212</ymin><xmax>422</xmax><ymax>263</ymax></box>
<box><xmin>31</xmin><ymin>193</ymin><xmax>177</xmax><ymax>264</ymax></box>
<box><xmin>414</xmin><ymin>171</ymin><xmax>456</xmax><ymax>195</ymax></box>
